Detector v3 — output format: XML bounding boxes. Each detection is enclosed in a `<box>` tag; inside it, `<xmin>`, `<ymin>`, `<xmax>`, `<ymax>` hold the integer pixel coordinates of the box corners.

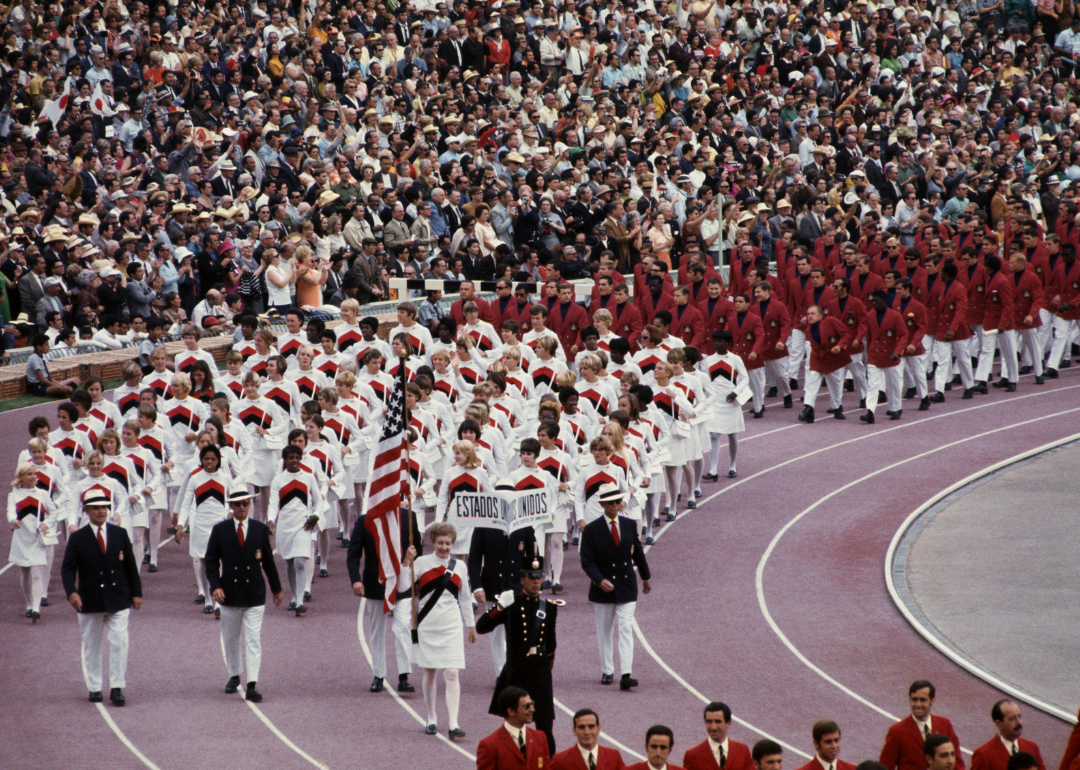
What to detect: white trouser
<box><xmin>1036</xmin><ymin>308</ymin><xmax>1054</xmax><ymax>359</ymax></box>
<box><xmin>934</xmin><ymin>338</ymin><xmax>974</xmax><ymax>391</ymax></box>
<box><xmin>594</xmin><ymin>601</ymin><xmax>636</xmax><ymax>676</ymax></box>
<box><xmin>78</xmin><ymin>609</ymin><xmax>130</xmax><ymax>692</ymax></box>
<box><xmin>966</xmin><ymin>324</ymin><xmax>985</xmax><ymax>366</ymax></box>
<box><xmin>365</xmin><ymin>599</ymin><xmax>413</xmax><ymax>679</ymax></box>
<box><xmin>391</xmin><ymin>596</ymin><xmax>415</xmax><ymax>675</ymax></box>
<box><xmin>998</xmin><ymin>330</ymin><xmax>1020</xmax><ymax>383</ymax></box>
<box><xmin>847</xmin><ymin>350</ymin><xmax>868</xmax><ymax>400</ymax></box>
<box><xmin>803</xmin><ymin>369</ymin><xmax>845</xmax><ymax>411</ymax></box>
<box><xmin>1017</xmin><ymin>327</ymin><xmax>1044</xmax><ymax>376</ymax></box>
<box><xmin>903</xmin><ymin>354</ymin><xmax>928</xmax><ymax>398</ymax></box>
<box><xmin>1048</xmin><ymin>317</ymin><xmax>1080</xmax><ymax>369</ymax></box>
<box><xmin>975</xmin><ymin>329</ymin><xmax>998</xmax><ymax>383</ymax></box>
<box><xmin>786</xmin><ymin>330</ymin><xmax>807</xmax><ymax>381</ymax></box>
<box><xmin>220</xmin><ymin>604</ymin><xmax>265</xmax><ymax>685</ymax></box>
<box><xmin>866</xmin><ymin>364</ymin><xmax>903</xmax><ymax>413</ymax></box>
<box><xmin>919</xmin><ymin>334</ymin><xmax>936</xmax><ymax>381</ymax></box>
<box><xmin>763</xmin><ymin>358</ymin><xmax>791</xmax><ymax>397</ymax></box>
<box><xmin>748</xmin><ymin>367</ymin><xmax>766</xmax><ymax>412</ymax></box>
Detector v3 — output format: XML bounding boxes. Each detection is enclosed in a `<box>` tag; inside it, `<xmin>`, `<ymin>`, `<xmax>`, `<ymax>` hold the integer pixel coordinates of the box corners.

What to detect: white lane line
<box><xmin>219</xmin><ymin>633</ymin><xmax>334</xmax><ymax>770</ymax></box>
<box><xmin>356</xmin><ymin>598</ymin><xmax>477</xmax><ymax>762</ymax></box>
<box><xmin>78</xmin><ymin>646</ymin><xmax>163</xmax><ymax>770</ymax></box>
<box><xmin>884</xmin><ymin>436</ymin><xmax>1080</xmax><ymax>725</ymax></box>
<box><xmin>755</xmin><ymin>408</ymin><xmax>1080</xmax><ymax>737</ymax></box>
<box><xmin>0</xmin><ymin>561</ymin><xmax>14</xmax><ymax>576</ymax></box>
<box><xmin>631</xmin><ymin>619</ymin><xmax>813</xmax><ymax>759</ymax></box>
<box><xmin>552</xmin><ymin>698</ymin><xmax>647</xmax><ymax>761</ymax></box>
<box><xmin>635</xmin><ymin>384</ymin><xmax>1080</xmax><ymax>750</ymax></box>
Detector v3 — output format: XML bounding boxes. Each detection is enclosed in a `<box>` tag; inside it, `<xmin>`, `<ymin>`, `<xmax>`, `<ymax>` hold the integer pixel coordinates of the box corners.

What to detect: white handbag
<box><xmin>671</xmin><ymin>420</ymin><xmax>691</xmax><ymax>438</ymax></box>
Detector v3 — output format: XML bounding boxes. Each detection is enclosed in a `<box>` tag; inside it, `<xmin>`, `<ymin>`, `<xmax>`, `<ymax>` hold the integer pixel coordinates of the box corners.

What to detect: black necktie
<box><xmin>923</xmin><ymin>724</ymin><xmax>930</xmax><ymax>739</ymax></box>
<box><xmin>719</xmin><ymin>746</ymin><xmax>726</xmax><ymax>768</ymax></box>
<box><xmin>518</xmin><ymin>730</ymin><xmax>526</xmax><ymax>758</ymax></box>
<box><xmin>589</xmin><ymin>752</ymin><xmax>596</xmax><ymax>770</ymax></box>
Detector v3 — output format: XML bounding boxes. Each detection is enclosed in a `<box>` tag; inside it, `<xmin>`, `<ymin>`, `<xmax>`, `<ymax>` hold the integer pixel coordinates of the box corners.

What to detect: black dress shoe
<box><xmin>398</xmin><ymin>675</ymin><xmax>415</xmax><ymax>693</ymax></box>
<box><xmin>789</xmin><ymin>378</ymin><xmax>799</xmax><ymax>391</ymax></box>
<box><xmin>944</xmin><ymin>383</ymin><xmax>952</xmax><ymax>392</ymax></box>
<box><xmin>1045</xmin><ymin>368</ymin><xmax>1059</xmax><ymax>379</ymax></box>
<box><xmin>295</xmin><ymin>605</ymin><xmax>307</xmax><ymax>616</ymax></box>
<box><xmin>39</xmin><ymin>597</ymin><xmax>48</xmax><ymax>606</ymax></box>
<box><xmin>89</xmin><ymin>691</ymin><xmax>103</xmax><ymax>703</ymax></box>
<box><xmin>766</xmin><ymin>386</ymin><xmax>778</xmax><ymax>397</ymax></box>
<box><xmin>951</xmin><ymin>374</ymin><xmax>962</xmax><ymax>386</ymax></box>
<box><xmin>142</xmin><ymin>554</ymin><xmax>150</xmax><ymax>565</ymax></box>
<box><xmin>194</xmin><ymin>594</ymin><xmax>205</xmax><ymax>604</ymax></box>
<box><xmin>701</xmin><ymin>473</ymin><xmax>719</xmax><ymax>481</ymax></box>
<box><xmin>890</xmin><ymin>410</ymin><xmax>902</xmax><ymax>420</ymax></box>
<box><xmin>148</xmin><ymin>565</ymin><xmax>157</xmax><ymax>573</ymax></box>
<box><xmin>833</xmin><ymin>408</ymin><xmax>846</xmax><ymax>420</ymax></box>
<box><xmin>110</xmin><ymin>688</ymin><xmax>125</xmax><ymax>707</ymax></box>
<box><xmin>203</xmin><ymin>605</ymin><xmax>215</xmax><ymax>614</ymax></box>
<box><xmin>25</xmin><ymin>609</ymin><xmax>32</xmax><ymax>618</ymax></box>
<box><xmin>30</xmin><ymin>610</ymin><xmax>40</xmax><ymax>623</ymax></box>
<box><xmin>600</xmin><ymin>673</ymin><xmax>614</xmax><ymax>685</ymax></box>
<box><xmin>541</xmin><ymin>580</ymin><xmax>552</xmax><ymax>591</ymax></box>
<box><xmin>572</xmin><ymin>534</ymin><xmax>580</xmax><ymax>546</ymax></box>
<box><xmin>919</xmin><ymin>397</ymin><xmax>931</xmax><ymax>411</ymax></box>
<box><xmin>336</xmin><ymin>531</ymin><xmax>344</xmax><ymax>540</ymax></box>
<box><xmin>797</xmin><ymin>405</ymin><xmax>815</xmax><ymax>423</ymax></box>
<box><xmin>340</xmin><ymin>538</ymin><xmax>349</xmax><ymax>548</ymax></box>
<box><xmin>226</xmin><ymin>675</ymin><xmax>241</xmax><ymax>694</ymax></box>
<box><xmin>370</xmin><ymin>677</ymin><xmax>384</xmax><ymax>693</ymax></box>
<box><xmin>992</xmin><ymin>378</ymin><xmax>1009</xmax><ymax>388</ymax></box>
<box><xmin>858</xmin><ymin>398</ymin><xmax>866</xmax><ymax>409</ymax></box>
<box><xmin>1035</xmin><ymin>375</ymin><xmax>1045</xmax><ymax>385</ymax></box>
<box><xmin>448</xmin><ymin>728</ymin><xmax>467</xmax><ymax>740</ymax></box>
<box><xmin>928</xmin><ymin>392</ymin><xmax>945</xmax><ymax>403</ymax></box>
<box><xmin>825</xmin><ymin>407</ymin><xmax>839</xmax><ymax>415</ymax></box>
<box><xmin>961</xmin><ymin>388</ymin><xmax>974</xmax><ymax>399</ymax></box>
<box><xmin>975</xmin><ymin>383</ymin><xmax>989</xmax><ymax>394</ymax></box>
<box><xmin>645</xmin><ymin>535</ymin><xmax>655</xmax><ymax>545</ymax></box>
<box><xmin>245</xmin><ymin>684</ymin><xmax>262</xmax><ymax>702</ymax></box>
<box><xmin>1019</xmin><ymin>365</ymin><xmax>1033</xmax><ymax>375</ymax></box>
<box><xmin>425</xmin><ymin>724</ymin><xmax>438</xmax><ymax>735</ymax></box>
<box><xmin>1006</xmin><ymin>383</ymin><xmax>1017</xmax><ymax>392</ymax></box>
<box><xmin>319</xmin><ymin>569</ymin><xmax>328</xmax><ymax>578</ymax></box>
<box><xmin>860</xmin><ymin>410</ymin><xmax>875</xmax><ymax>424</ymax></box>
<box><xmin>214</xmin><ymin>607</ymin><xmax>221</xmax><ymax>620</ymax></box>
<box><xmin>783</xmin><ymin>394</ymin><xmax>793</xmax><ymax>408</ymax></box>
<box><xmin>303</xmin><ymin>591</ymin><xmax>311</xmax><ymax>602</ymax></box>
<box><xmin>904</xmin><ymin>387</ymin><xmax>917</xmax><ymax>399</ymax></box>
<box><xmin>620</xmin><ymin>674</ymin><xmax>639</xmax><ymax>690</ymax></box>
<box><xmin>844</xmin><ymin>380</ymin><xmax>855</xmax><ymax>392</ymax></box>
<box><xmin>728</xmin><ymin>470</ymin><xmax>737</xmax><ymax>478</ymax></box>
<box><xmin>315</xmin><ymin>555</ymin><xmax>321</xmax><ymax>565</ymax></box>
<box><xmin>552</xmin><ymin>584</ymin><xmax>564</xmax><ymax>594</ymax></box>
<box><xmin>752</xmin><ymin>408</ymin><xmax>764</xmax><ymax>418</ymax></box>
<box><xmin>878</xmin><ymin>391</ymin><xmax>887</xmax><ymax>403</ymax></box>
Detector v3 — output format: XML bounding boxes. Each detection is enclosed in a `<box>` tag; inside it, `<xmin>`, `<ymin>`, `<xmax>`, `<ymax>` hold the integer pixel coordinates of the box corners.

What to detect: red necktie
<box><xmin>610</xmin><ymin>518</ymin><xmax>620</xmax><ymax>548</ymax></box>
<box><xmin>97</xmin><ymin>526</ymin><xmax>106</xmax><ymax>553</ymax></box>
<box><xmin>237</xmin><ymin>522</ymin><xmax>245</xmax><ymax>548</ymax></box>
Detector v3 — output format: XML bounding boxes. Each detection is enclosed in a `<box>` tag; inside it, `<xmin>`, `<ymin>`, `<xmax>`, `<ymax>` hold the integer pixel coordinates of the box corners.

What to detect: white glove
<box><xmin>497</xmin><ymin>589</ymin><xmax>516</xmax><ymax>609</ymax></box>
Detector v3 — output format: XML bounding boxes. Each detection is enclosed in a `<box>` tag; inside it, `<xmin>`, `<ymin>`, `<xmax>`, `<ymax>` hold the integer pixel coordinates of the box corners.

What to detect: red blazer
<box><xmin>548</xmin><ymin>300</ymin><xmax>591</xmax><ymax>355</ymax></box>
<box><xmin>751</xmin><ymin>299</ymin><xmax>791</xmax><ymax>360</ymax></box>
<box><xmin>971</xmin><ymin>736</ymin><xmax>1045</xmax><ymax>770</ymax></box>
<box><xmin>728</xmin><ymin>310</ymin><xmax>766</xmax><ymax>370</ymax></box>
<box><xmin>866</xmin><ymin>307</ymin><xmax>906</xmax><ymax>368</ymax></box>
<box><xmin>491</xmin><ymin>296</ymin><xmax>535</xmax><ymax>332</ymax></box>
<box><xmin>801</xmin><ymin>284</ymin><xmax>836</xmax><ymax>325</ymax></box>
<box><xmin>673</xmin><ymin>302</ymin><xmax>708</xmax><ymax>349</ymax></box>
<box><xmin>851</xmin><ymin>270</ymin><xmax>887</xmax><ymax>303</ymax></box>
<box><xmin>611</xmin><ymin>299</ymin><xmax>645</xmax><ymax>350</ymax></box>
<box><xmin>698</xmin><ymin>294</ymin><xmax>735</xmax><ymax>354</ymax></box>
<box><xmin>477</xmin><ymin>726</ymin><xmax>552</xmax><ymax>770</ymax></box>
<box><xmin>677</xmin><ymin>262</ymin><xmax>721</xmax><ymax>288</ymax></box>
<box><xmin>787</xmin><ymin>273</ymin><xmax>814</xmax><ymax>330</ymax></box>
<box><xmin>826</xmin><ymin>295</ymin><xmax>868</xmax><ymax>354</ymax></box>
<box><xmin>627</xmin><ymin>764</ymin><xmax>684</xmax><ymax>770</ymax></box>
<box><xmin>633</xmin><ymin>263</ymin><xmax>674</xmax><ymax>299</ymax></box>
<box><xmin>1058</xmin><ymin>710</ymin><xmax>1080</xmax><ymax>770</ymax></box>
<box><xmin>921</xmin><ymin>275</ymin><xmax>945</xmax><ymax>333</ymax></box>
<box><xmin>1055</xmin><ymin>218</ymin><xmax>1080</xmax><ymax>249</ymax></box>
<box><xmin>1052</xmin><ymin>259</ymin><xmax>1080</xmax><ymax>321</ymax></box>
<box><xmin>906</xmin><ymin>267</ymin><xmax>930</xmax><ymax>306</ymax></box>
<box><xmin>874</xmin><ymin>254</ymin><xmax>907</xmax><ymax>279</ymax></box>
<box><xmin>1010</xmin><ymin>269</ymin><xmax>1044</xmax><ymax>329</ymax></box>
<box><xmin>451</xmin><ymin>296</ymin><xmax>495</xmax><ymax>327</ymax></box>
<box><xmin>893</xmin><ymin>296</ymin><xmax>928</xmax><ymax>356</ymax></box>
<box><xmin>982</xmin><ymin>270</ymin><xmax>1015</xmax><ymax>332</ymax></box>
<box><xmin>687</xmin><ymin>277</ymin><xmax>720</xmax><ymax>304</ymax></box>
<box><xmin>934</xmin><ymin>280</ymin><xmax>971</xmax><ymax>341</ymax></box>
<box><xmin>684</xmin><ymin>739</ymin><xmax>754</xmax><ymax>770</ymax></box>
<box><xmin>958</xmin><ymin>263</ymin><xmax>988</xmax><ymax>325</ymax></box>
<box><xmin>551</xmin><ymin>744</ymin><xmax>627</xmax><ymax>770</ymax></box>
<box><xmin>727</xmin><ymin>259</ymin><xmax>758</xmax><ymax>298</ymax></box>
<box><xmin>796</xmin><ymin>758</ymin><xmax>858</xmax><ymax>770</ymax></box>
<box><xmin>880</xmin><ymin>715</ymin><xmax>965</xmax><ymax>770</ymax></box>
<box><xmin>637</xmin><ymin>289</ymin><xmax>678</xmax><ymax>325</ymax></box>
<box><xmin>808</xmin><ymin>315</ymin><xmax>854</xmax><ymax>374</ymax></box>
<box><xmin>814</xmin><ymin>239</ymin><xmax>844</xmax><ymax>271</ymax></box>
<box><xmin>590</xmin><ymin>277</ymin><xmax>629</xmax><ymax>310</ymax></box>
<box><xmin>785</xmin><ymin>257</ymin><xmax>825</xmax><ymax>287</ymax></box>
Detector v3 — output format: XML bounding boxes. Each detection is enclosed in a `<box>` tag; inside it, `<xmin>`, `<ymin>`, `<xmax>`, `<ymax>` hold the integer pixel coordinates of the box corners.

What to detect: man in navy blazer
<box><xmin>579</xmin><ymin>483</ymin><xmax>652</xmax><ymax>691</ymax></box>
<box><xmin>205</xmin><ymin>486</ymin><xmax>282</xmax><ymax>703</ymax></box>
<box><xmin>61</xmin><ymin>490</ymin><xmax>143</xmax><ymax>706</ymax></box>
<box><xmin>347</xmin><ymin>509</ymin><xmax>423</xmax><ymax>694</ymax></box>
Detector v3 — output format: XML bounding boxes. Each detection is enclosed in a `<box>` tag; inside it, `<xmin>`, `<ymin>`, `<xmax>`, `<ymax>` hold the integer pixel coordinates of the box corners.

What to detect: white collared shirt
<box><xmin>817</xmin><ymin>756</ymin><xmax>837</xmax><ymax>770</ymax></box>
<box><xmin>709</xmin><ymin>737</ymin><xmax>730</xmax><ymax>768</ymax></box>
<box><xmin>95</xmin><ymin>523</ymin><xmax>108</xmax><ymax>550</ymax></box>
<box><xmin>504</xmin><ymin>722</ymin><xmax>526</xmax><ymax>748</ymax></box>
<box><xmin>999</xmin><ymin>735</ymin><xmax>1019</xmax><ymax>755</ymax></box>
<box><xmin>914</xmin><ymin>715</ymin><xmax>932</xmax><ymax>738</ymax></box>
<box><xmin>579</xmin><ymin>744</ymin><xmax>598</xmax><ymax>768</ymax></box>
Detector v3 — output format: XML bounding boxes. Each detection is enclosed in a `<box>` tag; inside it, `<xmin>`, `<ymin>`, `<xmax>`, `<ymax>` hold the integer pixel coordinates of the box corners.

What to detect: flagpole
<box><xmin>399</xmin><ymin>349</ymin><xmax>418</xmax><ymax>639</ymax></box>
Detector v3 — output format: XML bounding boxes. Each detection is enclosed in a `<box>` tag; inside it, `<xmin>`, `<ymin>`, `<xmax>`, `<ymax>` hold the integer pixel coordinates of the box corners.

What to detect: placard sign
<box><xmin>448</xmin><ymin>491</ymin><xmax>551</xmax><ymax>533</ymax></box>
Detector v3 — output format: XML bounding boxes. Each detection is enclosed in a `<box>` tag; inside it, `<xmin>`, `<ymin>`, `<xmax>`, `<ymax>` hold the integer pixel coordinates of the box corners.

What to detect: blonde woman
<box><xmin>8</xmin><ymin>463</ymin><xmax>57</xmax><ymax>622</ymax></box>
<box><xmin>651</xmin><ymin>362</ymin><xmax>696</xmax><ymax>522</ymax></box>
<box><xmin>294</xmin><ymin>245</ymin><xmax>328</xmax><ymax>309</ymax></box>
<box><xmin>400</xmin><ymin>521</ymin><xmax>476</xmax><ymax>739</ymax></box>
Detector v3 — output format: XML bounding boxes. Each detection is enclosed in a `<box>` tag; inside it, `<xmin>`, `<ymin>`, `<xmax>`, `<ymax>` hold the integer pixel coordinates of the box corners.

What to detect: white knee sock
<box><xmin>422</xmin><ymin>669</ymin><xmax>438</xmax><ymax>725</ymax></box>
<box><xmin>728</xmin><ymin>434</ymin><xmax>739</xmax><ymax>473</ymax></box>
<box><xmin>708</xmin><ymin>434</ymin><xmax>723</xmax><ymax>476</ymax></box>
<box><xmin>444</xmin><ymin>669</ymin><xmax>461</xmax><ymax>730</ymax></box>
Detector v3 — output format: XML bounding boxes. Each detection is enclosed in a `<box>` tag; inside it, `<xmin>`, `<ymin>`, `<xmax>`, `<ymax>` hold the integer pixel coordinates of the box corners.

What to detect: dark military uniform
<box><xmin>476</xmin><ymin>552</ymin><xmax>560</xmax><ymax>755</ymax></box>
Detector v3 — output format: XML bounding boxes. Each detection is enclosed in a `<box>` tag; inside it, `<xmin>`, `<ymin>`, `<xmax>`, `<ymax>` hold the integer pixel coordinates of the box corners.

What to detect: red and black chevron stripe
<box><xmin>15</xmin><ymin>497</ymin><xmax>42</xmax><ymax>520</ymax></box>
<box><xmin>279</xmin><ymin>478</ymin><xmax>310</xmax><ymax>508</ymax></box>
<box><xmin>709</xmin><ymin>358</ymin><xmax>735</xmax><ymax>383</ymax></box>
<box><xmin>195</xmin><ymin>478</ymin><xmax>226</xmax><ymax>507</ymax></box>
<box><xmin>239</xmin><ymin>405</ymin><xmax>271</xmax><ymax>429</ymax></box>
<box><xmin>138</xmin><ymin>435</ymin><xmax>164</xmax><ymax>461</ymax></box>
<box><xmin>584</xmin><ymin>471</ymin><xmax>616</xmax><ymax>500</ymax></box>
<box><xmin>168</xmin><ymin>404</ymin><xmax>199</xmax><ymax>430</ymax></box>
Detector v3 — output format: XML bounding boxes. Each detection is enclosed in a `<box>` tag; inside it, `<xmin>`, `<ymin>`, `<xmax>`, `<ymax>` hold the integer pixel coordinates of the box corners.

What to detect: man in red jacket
<box><xmin>795</xmin><ymin>720</ymin><xmax>858</xmax><ymax>770</ymax></box>
<box><xmin>862</xmin><ymin>291</ymin><xmax>906</xmax><ymax>423</ymax></box>
<box><xmin>799</xmin><ymin>305</ymin><xmax>854</xmax><ymax>423</ymax></box>
<box><xmin>851</xmin><ymin>255</ymin><xmax>888</xmax><ymax>302</ymax></box>
<box><xmin>611</xmin><ymin>284</ymin><xmax>645</xmax><ymax>352</ymax></box>
<box><xmin>1046</xmin><ymin>243</ymin><xmax>1080</xmax><ymax>376</ymax></box>
<box><xmin>551</xmin><ymin>708</ymin><xmax>626</xmax><ymax>770</ymax></box>
<box><xmin>894</xmin><ymin>278</ymin><xmax>932</xmax><ymax>411</ymax></box>
<box><xmin>976</xmin><ymin>255</ymin><xmax>1017</xmax><ymax>392</ymax></box>
<box><xmin>970</xmin><ymin>700</ymin><xmax>1046</xmax><ymax>770</ymax></box>
<box><xmin>928</xmin><ymin>262</ymin><xmax>975</xmax><ymax>402</ymax></box>
<box><xmin>880</xmin><ymin>680</ymin><xmax>965</xmax><ymax>770</ymax></box>
<box><xmin>477</xmin><ymin>686</ymin><xmax>552</xmax><ymax>770</ymax></box>
<box><xmin>450</xmin><ymin>280</ymin><xmax>495</xmax><ymax>327</ymax></box>
<box><xmin>827</xmin><ymin>277</ymin><xmax>869</xmax><ymax>408</ymax></box>
<box><xmin>548</xmin><ymin>283</ymin><xmax>590</xmax><ymax>358</ymax></box>
<box><xmin>627</xmin><ymin>725</ymin><xmax>685</xmax><ymax>770</ymax></box>
<box><xmin>672</xmin><ymin>286</ymin><xmax>708</xmax><ymax>349</ymax></box>
<box><xmin>1009</xmin><ymin>252</ymin><xmax>1046</xmax><ymax>384</ymax></box>
<box><xmin>638</xmin><ymin>274</ymin><xmax>678</xmax><ymax>326</ymax></box>
<box><xmin>699</xmin><ymin>278</ymin><xmax>734</xmax><ymax>355</ymax></box>
<box><xmin>751</xmin><ymin>281</ymin><xmax>793</xmax><ymax>413</ymax></box>
<box><xmin>785</xmin><ymin>255</ymin><xmax>815</xmax><ymax>387</ymax></box>
<box><xmin>683</xmin><ymin>701</ymin><xmax>754</xmax><ymax>770</ymax></box>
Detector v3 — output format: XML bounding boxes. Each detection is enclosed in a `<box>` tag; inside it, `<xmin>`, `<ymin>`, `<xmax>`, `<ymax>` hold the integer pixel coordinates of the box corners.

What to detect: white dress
<box><xmin>178</xmin><ymin>467</ymin><xmax>233</xmax><ymax>559</ymax></box>
<box><xmin>7</xmin><ymin>488</ymin><xmax>56</xmax><ymax>567</ymax></box>
<box><xmin>235</xmin><ymin>396</ymin><xmax>290</xmax><ymax>487</ymax></box>
<box><xmin>651</xmin><ymin>387</ymin><xmax>696</xmax><ymax>466</ymax></box>
<box><xmin>267</xmin><ymin>469</ymin><xmax>323</xmax><ymax>560</ymax></box>
<box><xmin>699</xmin><ymin>352</ymin><xmax>751</xmax><ymax>435</ymax></box>
<box><xmin>122</xmin><ymin>445</ymin><xmax>163</xmax><ymax>522</ymax></box>
<box><xmin>403</xmin><ymin>553</ymin><xmax>474</xmax><ymax>669</ymax></box>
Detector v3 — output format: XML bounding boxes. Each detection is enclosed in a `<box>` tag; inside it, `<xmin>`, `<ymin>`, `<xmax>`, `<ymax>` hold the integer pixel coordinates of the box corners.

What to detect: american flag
<box><xmin>363</xmin><ymin>364</ymin><xmax>407</xmax><ymax>611</ymax></box>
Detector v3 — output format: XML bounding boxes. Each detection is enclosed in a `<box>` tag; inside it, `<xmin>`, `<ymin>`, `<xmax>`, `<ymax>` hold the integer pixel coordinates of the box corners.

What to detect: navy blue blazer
<box><xmin>61</xmin><ymin>523</ymin><xmax>143</xmax><ymax>613</ymax></box>
<box><xmin>579</xmin><ymin>514</ymin><xmax>651</xmax><ymax>605</ymax></box>
<box><xmin>204</xmin><ymin>518</ymin><xmax>282</xmax><ymax>608</ymax></box>
<box><xmin>346</xmin><ymin>512</ymin><xmax>423</xmax><ymax>601</ymax></box>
